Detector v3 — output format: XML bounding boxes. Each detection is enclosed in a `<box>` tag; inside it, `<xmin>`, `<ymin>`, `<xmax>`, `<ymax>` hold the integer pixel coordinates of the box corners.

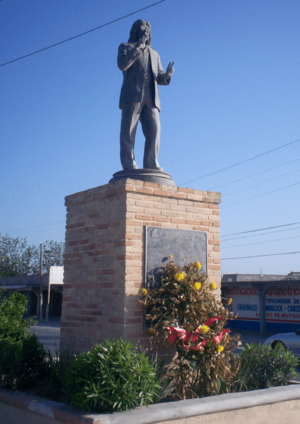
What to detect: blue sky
<box><xmin>1</xmin><ymin>0</ymin><xmax>300</xmax><ymax>275</ymax></box>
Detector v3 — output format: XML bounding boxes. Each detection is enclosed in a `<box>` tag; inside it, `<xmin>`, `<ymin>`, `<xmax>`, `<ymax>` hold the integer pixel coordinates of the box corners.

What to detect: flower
<box><xmin>199</xmin><ymin>325</ymin><xmax>209</xmax><ymax>334</ymax></box>
<box><xmin>142</xmin><ymin>288</ymin><xmax>148</xmax><ymax>295</ymax></box>
<box><xmin>194</xmin><ymin>282</ymin><xmax>201</xmax><ymax>291</ymax></box>
<box><xmin>209</xmin><ymin>281</ymin><xmax>216</xmax><ymax>291</ymax></box>
<box><xmin>196</xmin><ymin>261</ymin><xmax>202</xmax><ymax>270</ymax></box>
<box><xmin>227</xmin><ymin>298</ymin><xmax>233</xmax><ymax>305</ymax></box>
<box><xmin>169</xmin><ymin>254</ymin><xmax>173</xmax><ymax>259</ymax></box>
<box><xmin>217</xmin><ymin>345</ymin><xmax>224</xmax><ymax>353</ymax></box>
<box><xmin>174</xmin><ymin>272</ymin><xmax>185</xmax><ymax>282</ymax></box>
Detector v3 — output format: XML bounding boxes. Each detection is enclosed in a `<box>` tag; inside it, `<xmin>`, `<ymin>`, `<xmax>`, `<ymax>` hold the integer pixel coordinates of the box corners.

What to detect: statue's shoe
<box><xmin>124</xmin><ymin>163</ymin><xmax>138</xmax><ymax>170</ymax></box>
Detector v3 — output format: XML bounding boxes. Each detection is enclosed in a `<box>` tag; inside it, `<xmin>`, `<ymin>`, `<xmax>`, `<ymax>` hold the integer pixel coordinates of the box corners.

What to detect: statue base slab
<box><xmin>109</xmin><ymin>168</ymin><xmax>176</xmax><ymax>186</ymax></box>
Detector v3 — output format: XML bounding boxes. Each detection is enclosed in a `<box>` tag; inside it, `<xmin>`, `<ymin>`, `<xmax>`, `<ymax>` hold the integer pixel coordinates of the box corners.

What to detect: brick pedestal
<box><xmin>60</xmin><ymin>179</ymin><xmax>221</xmax><ymax>354</ymax></box>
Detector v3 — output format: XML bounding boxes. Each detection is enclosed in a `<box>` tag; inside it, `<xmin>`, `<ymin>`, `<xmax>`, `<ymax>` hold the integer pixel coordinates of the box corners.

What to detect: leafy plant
<box><xmin>0</xmin><ymin>333</ymin><xmax>51</xmax><ymax>390</ymax></box>
<box><xmin>0</xmin><ymin>289</ymin><xmax>51</xmax><ymax>390</ymax></box>
<box><xmin>0</xmin><ymin>290</ymin><xmax>35</xmax><ymax>341</ymax></box>
<box><xmin>140</xmin><ymin>259</ymin><xmax>240</xmax><ymax>400</ymax></box>
<box><xmin>234</xmin><ymin>342</ymin><xmax>298</xmax><ymax>392</ymax></box>
<box><xmin>63</xmin><ymin>339</ymin><xmax>160</xmax><ymax>413</ymax></box>
<box><xmin>39</xmin><ymin>345</ymin><xmax>73</xmax><ymax>402</ymax></box>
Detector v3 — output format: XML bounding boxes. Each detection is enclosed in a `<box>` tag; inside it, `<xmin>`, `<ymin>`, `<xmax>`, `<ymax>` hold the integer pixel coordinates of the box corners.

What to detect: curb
<box><xmin>1</xmin><ymin>385</ymin><xmax>300</xmax><ymax>424</ymax></box>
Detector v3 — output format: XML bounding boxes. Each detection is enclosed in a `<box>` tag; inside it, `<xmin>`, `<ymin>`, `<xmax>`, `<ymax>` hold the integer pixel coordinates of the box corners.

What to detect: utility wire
<box><xmin>222</xmin><ymin>234</ymin><xmax>300</xmax><ymax>250</ymax></box>
<box><xmin>209</xmin><ymin>158</ymin><xmax>300</xmax><ymax>191</ymax></box>
<box><xmin>224</xmin><ymin>168</ymin><xmax>300</xmax><ymax>197</ymax></box>
<box><xmin>221</xmin><ymin>181</ymin><xmax>300</xmax><ymax>209</ymax></box>
<box><xmin>179</xmin><ymin>137</ymin><xmax>300</xmax><ymax>186</ymax></box>
<box><xmin>222</xmin><ymin>251</ymin><xmax>300</xmax><ymax>260</ymax></box>
<box><xmin>0</xmin><ymin>0</ymin><xmax>166</xmax><ymax>67</ymax></box>
<box><xmin>222</xmin><ymin>221</ymin><xmax>300</xmax><ymax>237</ymax></box>
<box><xmin>222</xmin><ymin>225</ymin><xmax>300</xmax><ymax>242</ymax></box>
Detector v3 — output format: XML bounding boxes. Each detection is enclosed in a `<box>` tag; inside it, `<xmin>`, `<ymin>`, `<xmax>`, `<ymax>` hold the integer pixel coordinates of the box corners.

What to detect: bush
<box><xmin>140</xmin><ymin>259</ymin><xmax>240</xmax><ymax>400</ymax></box>
<box><xmin>63</xmin><ymin>339</ymin><xmax>160</xmax><ymax>413</ymax></box>
<box><xmin>0</xmin><ymin>290</ymin><xmax>35</xmax><ymax>341</ymax></box>
<box><xmin>0</xmin><ymin>289</ymin><xmax>50</xmax><ymax>390</ymax></box>
<box><xmin>39</xmin><ymin>346</ymin><xmax>73</xmax><ymax>402</ymax></box>
<box><xmin>0</xmin><ymin>333</ymin><xmax>50</xmax><ymax>390</ymax></box>
<box><xmin>235</xmin><ymin>342</ymin><xmax>298</xmax><ymax>392</ymax></box>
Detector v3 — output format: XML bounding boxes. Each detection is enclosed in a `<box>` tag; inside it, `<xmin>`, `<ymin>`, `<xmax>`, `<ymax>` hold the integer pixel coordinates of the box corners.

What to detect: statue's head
<box><xmin>128</xmin><ymin>19</ymin><xmax>151</xmax><ymax>46</ymax></box>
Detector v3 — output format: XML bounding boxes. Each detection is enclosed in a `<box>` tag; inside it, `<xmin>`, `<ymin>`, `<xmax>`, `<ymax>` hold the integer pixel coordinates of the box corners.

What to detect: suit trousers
<box><xmin>120</xmin><ymin>100</ymin><xmax>161</xmax><ymax>170</ymax></box>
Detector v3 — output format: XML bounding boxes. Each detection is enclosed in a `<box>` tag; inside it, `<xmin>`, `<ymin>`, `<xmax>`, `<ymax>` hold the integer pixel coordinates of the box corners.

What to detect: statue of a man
<box><xmin>118</xmin><ymin>19</ymin><xmax>174</xmax><ymax>171</ymax></box>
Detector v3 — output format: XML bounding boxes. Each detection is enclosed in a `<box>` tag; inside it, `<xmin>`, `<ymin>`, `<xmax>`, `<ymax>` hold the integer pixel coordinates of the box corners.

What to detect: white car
<box><xmin>264</xmin><ymin>329</ymin><xmax>300</xmax><ymax>359</ymax></box>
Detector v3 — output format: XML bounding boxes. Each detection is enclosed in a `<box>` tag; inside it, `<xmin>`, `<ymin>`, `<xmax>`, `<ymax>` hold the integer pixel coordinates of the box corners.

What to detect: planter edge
<box><xmin>1</xmin><ymin>385</ymin><xmax>300</xmax><ymax>424</ymax></box>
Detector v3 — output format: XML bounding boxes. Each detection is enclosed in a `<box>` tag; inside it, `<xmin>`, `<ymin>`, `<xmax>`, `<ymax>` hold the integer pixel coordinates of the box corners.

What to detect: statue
<box><xmin>117</xmin><ymin>19</ymin><xmax>174</xmax><ymax>171</ymax></box>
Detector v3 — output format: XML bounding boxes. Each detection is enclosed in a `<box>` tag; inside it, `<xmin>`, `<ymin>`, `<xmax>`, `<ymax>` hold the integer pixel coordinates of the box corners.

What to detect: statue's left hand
<box><xmin>165</xmin><ymin>61</ymin><xmax>175</xmax><ymax>79</ymax></box>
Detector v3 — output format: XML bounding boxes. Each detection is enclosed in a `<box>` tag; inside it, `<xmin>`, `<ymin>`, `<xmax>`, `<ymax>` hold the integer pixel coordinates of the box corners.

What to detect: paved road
<box><xmin>29</xmin><ymin>322</ymin><xmax>300</xmax><ymax>380</ymax></box>
<box><xmin>30</xmin><ymin>318</ymin><xmax>61</xmax><ymax>357</ymax></box>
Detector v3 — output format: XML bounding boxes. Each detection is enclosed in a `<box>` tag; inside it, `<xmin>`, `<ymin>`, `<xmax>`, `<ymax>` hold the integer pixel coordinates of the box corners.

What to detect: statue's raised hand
<box><xmin>165</xmin><ymin>61</ymin><xmax>175</xmax><ymax>79</ymax></box>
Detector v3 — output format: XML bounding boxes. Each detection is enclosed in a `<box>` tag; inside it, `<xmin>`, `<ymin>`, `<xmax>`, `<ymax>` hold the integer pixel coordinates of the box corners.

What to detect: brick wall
<box><xmin>60</xmin><ymin>179</ymin><xmax>221</xmax><ymax>354</ymax></box>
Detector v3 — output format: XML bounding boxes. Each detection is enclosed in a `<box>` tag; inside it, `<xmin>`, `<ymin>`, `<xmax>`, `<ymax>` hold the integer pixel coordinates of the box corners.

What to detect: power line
<box><xmin>221</xmin><ymin>181</ymin><xmax>300</xmax><ymax>209</ymax></box>
<box><xmin>222</xmin><ymin>234</ymin><xmax>300</xmax><ymax>250</ymax></box>
<box><xmin>179</xmin><ymin>137</ymin><xmax>300</xmax><ymax>186</ymax></box>
<box><xmin>209</xmin><ymin>158</ymin><xmax>300</xmax><ymax>191</ymax></box>
<box><xmin>222</xmin><ymin>225</ymin><xmax>300</xmax><ymax>242</ymax></box>
<box><xmin>221</xmin><ymin>221</ymin><xmax>300</xmax><ymax>238</ymax></box>
<box><xmin>0</xmin><ymin>0</ymin><xmax>166</xmax><ymax>67</ymax></box>
<box><xmin>222</xmin><ymin>251</ymin><xmax>300</xmax><ymax>261</ymax></box>
<box><xmin>224</xmin><ymin>168</ymin><xmax>300</xmax><ymax>197</ymax></box>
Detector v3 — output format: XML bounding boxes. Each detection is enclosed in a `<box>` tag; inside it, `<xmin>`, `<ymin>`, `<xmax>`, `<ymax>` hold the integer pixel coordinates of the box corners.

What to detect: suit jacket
<box><xmin>118</xmin><ymin>43</ymin><xmax>170</xmax><ymax>111</ymax></box>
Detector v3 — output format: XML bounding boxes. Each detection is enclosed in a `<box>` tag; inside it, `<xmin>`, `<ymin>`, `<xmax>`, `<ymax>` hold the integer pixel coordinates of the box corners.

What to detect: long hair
<box><xmin>128</xmin><ymin>19</ymin><xmax>151</xmax><ymax>46</ymax></box>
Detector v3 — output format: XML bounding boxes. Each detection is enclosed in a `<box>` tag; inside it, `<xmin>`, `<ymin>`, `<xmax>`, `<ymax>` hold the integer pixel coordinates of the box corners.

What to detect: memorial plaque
<box><xmin>145</xmin><ymin>226</ymin><xmax>207</xmax><ymax>288</ymax></box>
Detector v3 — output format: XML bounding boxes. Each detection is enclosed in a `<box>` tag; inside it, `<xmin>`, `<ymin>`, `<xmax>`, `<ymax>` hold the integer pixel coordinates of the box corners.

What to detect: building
<box><xmin>222</xmin><ymin>272</ymin><xmax>300</xmax><ymax>334</ymax></box>
<box><xmin>0</xmin><ymin>266</ymin><xmax>63</xmax><ymax>319</ymax></box>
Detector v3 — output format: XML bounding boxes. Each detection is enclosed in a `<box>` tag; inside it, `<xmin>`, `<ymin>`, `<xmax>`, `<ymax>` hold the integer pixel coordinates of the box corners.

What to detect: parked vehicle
<box><xmin>264</xmin><ymin>329</ymin><xmax>300</xmax><ymax>359</ymax></box>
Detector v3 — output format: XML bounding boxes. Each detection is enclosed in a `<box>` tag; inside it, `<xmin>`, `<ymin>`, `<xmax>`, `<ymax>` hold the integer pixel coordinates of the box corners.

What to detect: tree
<box><xmin>0</xmin><ymin>237</ymin><xmax>65</xmax><ymax>277</ymax></box>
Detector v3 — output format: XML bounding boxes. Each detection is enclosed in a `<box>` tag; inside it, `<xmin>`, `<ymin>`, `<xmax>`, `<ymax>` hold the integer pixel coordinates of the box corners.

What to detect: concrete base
<box><xmin>60</xmin><ymin>178</ymin><xmax>221</xmax><ymax>355</ymax></box>
<box><xmin>1</xmin><ymin>385</ymin><xmax>300</xmax><ymax>424</ymax></box>
<box><xmin>109</xmin><ymin>168</ymin><xmax>176</xmax><ymax>186</ymax></box>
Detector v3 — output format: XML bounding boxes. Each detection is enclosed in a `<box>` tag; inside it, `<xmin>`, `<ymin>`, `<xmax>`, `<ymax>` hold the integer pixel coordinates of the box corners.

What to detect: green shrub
<box><xmin>234</xmin><ymin>342</ymin><xmax>298</xmax><ymax>392</ymax></box>
<box><xmin>39</xmin><ymin>345</ymin><xmax>73</xmax><ymax>402</ymax></box>
<box><xmin>0</xmin><ymin>289</ymin><xmax>50</xmax><ymax>390</ymax></box>
<box><xmin>63</xmin><ymin>339</ymin><xmax>160</xmax><ymax>413</ymax></box>
<box><xmin>0</xmin><ymin>333</ymin><xmax>50</xmax><ymax>390</ymax></box>
<box><xmin>0</xmin><ymin>290</ymin><xmax>35</xmax><ymax>341</ymax></box>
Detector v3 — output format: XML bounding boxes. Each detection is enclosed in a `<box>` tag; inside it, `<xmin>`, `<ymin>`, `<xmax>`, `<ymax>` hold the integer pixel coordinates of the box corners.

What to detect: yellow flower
<box><xmin>196</xmin><ymin>261</ymin><xmax>202</xmax><ymax>270</ymax></box>
<box><xmin>209</xmin><ymin>281</ymin><xmax>216</xmax><ymax>291</ymax></box>
<box><xmin>228</xmin><ymin>298</ymin><xmax>233</xmax><ymax>305</ymax></box>
<box><xmin>142</xmin><ymin>288</ymin><xmax>148</xmax><ymax>295</ymax></box>
<box><xmin>169</xmin><ymin>254</ymin><xmax>173</xmax><ymax>259</ymax></box>
<box><xmin>194</xmin><ymin>282</ymin><xmax>201</xmax><ymax>291</ymax></box>
<box><xmin>217</xmin><ymin>345</ymin><xmax>224</xmax><ymax>353</ymax></box>
<box><xmin>174</xmin><ymin>272</ymin><xmax>185</xmax><ymax>282</ymax></box>
<box><xmin>199</xmin><ymin>325</ymin><xmax>209</xmax><ymax>334</ymax></box>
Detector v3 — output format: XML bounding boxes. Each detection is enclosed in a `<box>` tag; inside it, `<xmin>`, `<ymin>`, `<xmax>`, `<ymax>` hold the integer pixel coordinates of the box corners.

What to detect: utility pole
<box><xmin>46</xmin><ymin>266</ymin><xmax>51</xmax><ymax>323</ymax></box>
<box><xmin>39</xmin><ymin>243</ymin><xmax>43</xmax><ymax>321</ymax></box>
<box><xmin>0</xmin><ymin>234</ymin><xmax>8</xmax><ymax>268</ymax></box>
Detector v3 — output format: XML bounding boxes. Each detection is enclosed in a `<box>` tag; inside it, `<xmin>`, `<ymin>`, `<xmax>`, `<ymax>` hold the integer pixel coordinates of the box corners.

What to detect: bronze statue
<box><xmin>118</xmin><ymin>19</ymin><xmax>174</xmax><ymax>171</ymax></box>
